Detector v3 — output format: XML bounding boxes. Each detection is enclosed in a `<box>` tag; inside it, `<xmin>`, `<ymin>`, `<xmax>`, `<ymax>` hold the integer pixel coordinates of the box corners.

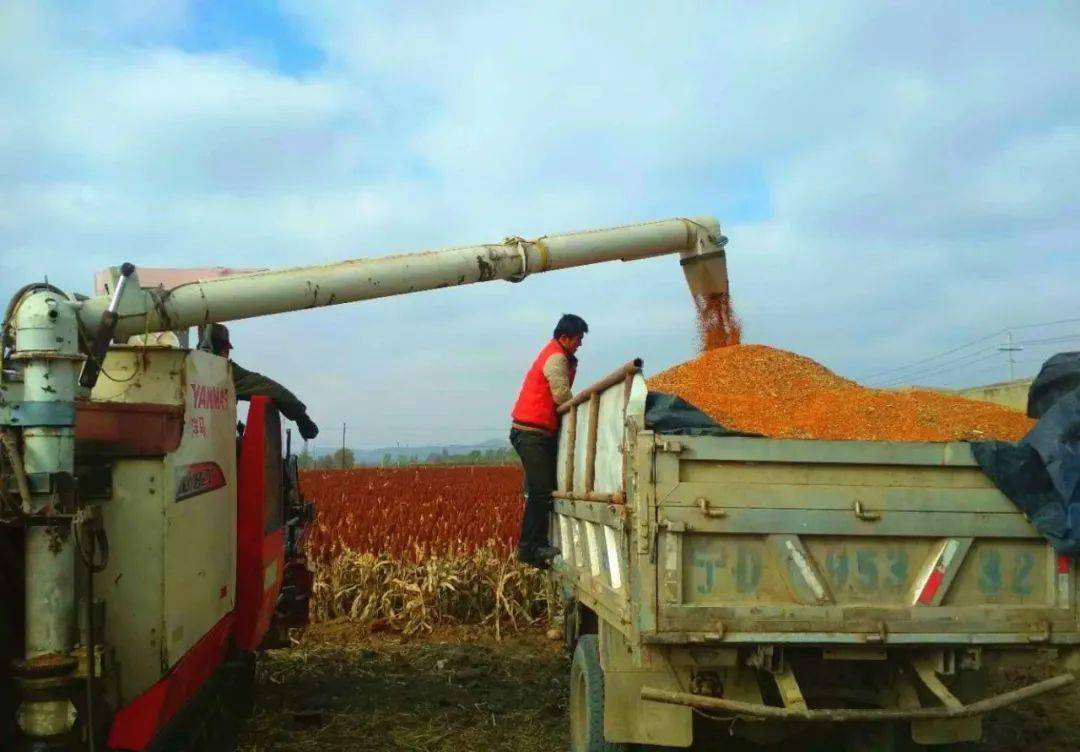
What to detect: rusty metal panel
<box><xmin>653</xmin><ymin>429</ymin><xmax>1080</xmax><ymax>642</ymax></box>
<box><xmin>91</xmin><ymin>347</ymin><xmax>187</xmax><ymax>406</ymax></box>
<box><xmin>96</xmin><ymin>459</ymin><xmax>167</xmax><ymax>703</ymax></box>
<box><xmin>91</xmin><ymin>349</ymin><xmax>239</xmax><ymax>701</ymax></box>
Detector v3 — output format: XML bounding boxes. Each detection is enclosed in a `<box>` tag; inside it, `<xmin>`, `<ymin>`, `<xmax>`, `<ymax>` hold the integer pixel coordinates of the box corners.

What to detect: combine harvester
<box><xmin>0</xmin><ymin>218</ymin><xmax>730</xmax><ymax>751</ymax></box>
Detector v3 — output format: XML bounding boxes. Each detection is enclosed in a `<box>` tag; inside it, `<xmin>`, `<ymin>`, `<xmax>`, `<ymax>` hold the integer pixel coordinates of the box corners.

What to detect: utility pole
<box><xmin>998</xmin><ymin>331</ymin><xmax>1023</xmax><ymax>381</ymax></box>
<box><xmin>341</xmin><ymin>422</ymin><xmax>346</xmax><ymax>469</ymax></box>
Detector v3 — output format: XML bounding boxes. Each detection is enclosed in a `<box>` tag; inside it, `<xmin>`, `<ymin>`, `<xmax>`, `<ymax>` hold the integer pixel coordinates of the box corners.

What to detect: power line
<box><xmin>1015</xmin><ymin>333</ymin><xmax>1080</xmax><ymax>347</ymax></box>
<box><xmin>868</xmin><ymin>344</ymin><xmax>1000</xmax><ymax>386</ymax></box>
<box><xmin>877</xmin><ymin>351</ymin><xmax>1002</xmax><ymax>387</ymax></box>
<box><xmin>859</xmin><ymin>329</ymin><xmax>1006</xmax><ymax>382</ymax></box>
<box><xmin>875</xmin><ymin>333</ymin><xmax>1080</xmax><ymax>388</ymax></box>
<box><xmin>1011</xmin><ymin>316</ymin><xmax>1080</xmax><ymax>331</ymax></box>
<box><xmin>858</xmin><ymin>316</ymin><xmax>1080</xmax><ymax>382</ymax></box>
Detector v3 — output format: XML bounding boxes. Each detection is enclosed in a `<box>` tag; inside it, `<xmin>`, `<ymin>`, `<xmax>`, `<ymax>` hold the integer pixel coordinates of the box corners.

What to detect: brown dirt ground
<box><xmin>237</xmin><ymin>623</ymin><xmax>568</xmax><ymax>752</ymax></box>
<box><xmin>239</xmin><ymin>624</ymin><xmax>1080</xmax><ymax>751</ymax></box>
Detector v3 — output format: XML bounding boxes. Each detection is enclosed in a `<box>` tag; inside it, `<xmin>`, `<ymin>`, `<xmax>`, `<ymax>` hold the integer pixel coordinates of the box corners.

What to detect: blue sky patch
<box><xmin>176</xmin><ymin>0</ymin><xmax>324</xmax><ymax>75</ymax></box>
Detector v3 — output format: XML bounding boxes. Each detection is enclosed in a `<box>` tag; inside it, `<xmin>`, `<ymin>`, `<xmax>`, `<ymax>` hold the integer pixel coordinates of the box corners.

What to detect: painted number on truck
<box><xmin>691</xmin><ymin>543</ymin><xmax>762</xmax><ymax>595</ymax></box>
<box><xmin>978</xmin><ymin>550</ymin><xmax>1035</xmax><ymax>597</ymax></box>
<box><xmin>824</xmin><ymin>549</ymin><xmax>909</xmax><ymax>592</ymax></box>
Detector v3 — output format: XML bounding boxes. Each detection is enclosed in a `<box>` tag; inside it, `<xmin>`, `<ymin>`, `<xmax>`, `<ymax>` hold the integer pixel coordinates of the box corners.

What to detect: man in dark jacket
<box><xmin>510</xmin><ymin>314</ymin><xmax>588</xmax><ymax>569</ymax></box>
<box><xmin>207</xmin><ymin>324</ymin><xmax>319</xmax><ymax>441</ymax></box>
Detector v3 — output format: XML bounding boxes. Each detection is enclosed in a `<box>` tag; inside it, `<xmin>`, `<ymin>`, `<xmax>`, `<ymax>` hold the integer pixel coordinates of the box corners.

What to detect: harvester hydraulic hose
<box><xmin>74</xmin><ymin>513</ymin><xmax>108</xmax><ymax>752</ymax></box>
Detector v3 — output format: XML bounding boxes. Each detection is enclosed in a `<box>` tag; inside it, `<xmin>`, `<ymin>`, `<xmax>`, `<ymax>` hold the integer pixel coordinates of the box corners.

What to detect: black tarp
<box><xmin>1027</xmin><ymin>352</ymin><xmax>1080</xmax><ymax>419</ymax></box>
<box><xmin>643</xmin><ymin>391</ymin><xmax>759</xmax><ymax>437</ymax></box>
<box><xmin>972</xmin><ymin>352</ymin><xmax>1080</xmax><ymax>555</ymax></box>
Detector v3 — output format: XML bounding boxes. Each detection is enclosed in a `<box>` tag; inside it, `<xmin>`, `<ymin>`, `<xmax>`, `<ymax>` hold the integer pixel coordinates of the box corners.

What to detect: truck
<box><xmin>553</xmin><ymin>360</ymin><xmax>1078</xmax><ymax>751</ymax></box>
<box><xmin>0</xmin><ymin>216</ymin><xmax>731</xmax><ymax>750</ymax></box>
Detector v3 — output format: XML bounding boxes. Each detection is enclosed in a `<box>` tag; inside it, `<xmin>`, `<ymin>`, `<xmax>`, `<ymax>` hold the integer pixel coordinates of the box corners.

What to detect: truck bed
<box><xmin>552</xmin><ymin>372</ymin><xmax>1079</xmax><ymax>647</ymax></box>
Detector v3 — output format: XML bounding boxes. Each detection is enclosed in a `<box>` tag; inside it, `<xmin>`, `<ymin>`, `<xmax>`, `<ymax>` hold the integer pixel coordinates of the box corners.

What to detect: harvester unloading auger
<box><xmin>0</xmin><ymin>216</ymin><xmax>729</xmax><ymax>751</ymax></box>
<box><xmin>79</xmin><ymin>216</ymin><xmax>729</xmax><ymax>338</ymax></box>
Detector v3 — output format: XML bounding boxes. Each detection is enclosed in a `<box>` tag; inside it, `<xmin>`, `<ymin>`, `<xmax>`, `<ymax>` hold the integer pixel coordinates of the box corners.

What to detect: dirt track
<box><xmin>239</xmin><ymin>624</ymin><xmax>1080</xmax><ymax>751</ymax></box>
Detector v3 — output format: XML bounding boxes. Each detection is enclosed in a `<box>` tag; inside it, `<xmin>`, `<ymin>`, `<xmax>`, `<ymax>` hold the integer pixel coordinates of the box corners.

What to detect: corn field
<box><xmin>302</xmin><ymin>466</ymin><xmax>557</xmax><ymax>637</ymax></box>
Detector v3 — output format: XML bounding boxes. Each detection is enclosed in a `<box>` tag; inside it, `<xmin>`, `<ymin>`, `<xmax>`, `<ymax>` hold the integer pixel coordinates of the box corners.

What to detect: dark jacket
<box><xmin>231</xmin><ymin>361</ymin><xmax>317</xmax><ymax>438</ymax></box>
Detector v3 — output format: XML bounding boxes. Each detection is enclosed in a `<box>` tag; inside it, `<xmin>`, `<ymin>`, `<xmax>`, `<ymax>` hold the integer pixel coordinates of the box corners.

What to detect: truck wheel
<box><xmin>564</xmin><ymin>602</ymin><xmax>579</xmax><ymax>654</ymax></box>
<box><xmin>570</xmin><ymin>634</ymin><xmax>623</xmax><ymax>752</ymax></box>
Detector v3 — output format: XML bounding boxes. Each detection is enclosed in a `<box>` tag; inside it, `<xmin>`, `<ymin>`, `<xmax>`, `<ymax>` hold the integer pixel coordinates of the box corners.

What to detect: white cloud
<box><xmin>1</xmin><ymin>1</ymin><xmax>1077</xmax><ymax>446</ymax></box>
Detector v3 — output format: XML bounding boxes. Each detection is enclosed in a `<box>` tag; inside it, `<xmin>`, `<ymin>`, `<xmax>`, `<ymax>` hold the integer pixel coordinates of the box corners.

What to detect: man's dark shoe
<box><xmin>535</xmin><ymin>545</ymin><xmax>561</xmax><ymax>565</ymax></box>
<box><xmin>517</xmin><ymin>545</ymin><xmax>554</xmax><ymax>571</ymax></box>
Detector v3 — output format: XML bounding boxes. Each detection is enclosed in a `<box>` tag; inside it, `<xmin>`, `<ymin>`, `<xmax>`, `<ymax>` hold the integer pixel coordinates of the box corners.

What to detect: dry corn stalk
<box><xmin>311</xmin><ymin>543</ymin><xmax>555</xmax><ymax>638</ymax></box>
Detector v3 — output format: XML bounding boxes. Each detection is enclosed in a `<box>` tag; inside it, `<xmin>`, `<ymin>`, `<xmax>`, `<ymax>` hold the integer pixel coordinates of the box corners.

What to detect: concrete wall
<box><xmin>956</xmin><ymin>378</ymin><xmax>1034</xmax><ymax>412</ymax></box>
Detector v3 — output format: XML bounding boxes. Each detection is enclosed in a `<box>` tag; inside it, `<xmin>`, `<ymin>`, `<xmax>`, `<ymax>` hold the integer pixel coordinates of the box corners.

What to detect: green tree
<box><xmin>297</xmin><ymin>445</ymin><xmax>316</xmax><ymax>470</ymax></box>
<box><xmin>331</xmin><ymin>447</ymin><xmax>356</xmax><ymax>469</ymax></box>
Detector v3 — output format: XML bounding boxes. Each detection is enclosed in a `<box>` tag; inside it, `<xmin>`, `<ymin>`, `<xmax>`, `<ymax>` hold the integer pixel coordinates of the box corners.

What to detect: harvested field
<box><xmin>239</xmin><ymin>625</ymin><xmax>1080</xmax><ymax>752</ymax></box>
<box><xmin>648</xmin><ymin>344</ymin><xmax>1035</xmax><ymax>442</ymax></box>
<box><xmin>238</xmin><ymin>625</ymin><xmax>567</xmax><ymax>752</ymax></box>
<box><xmin>302</xmin><ymin>466</ymin><xmax>554</xmax><ymax>636</ymax></box>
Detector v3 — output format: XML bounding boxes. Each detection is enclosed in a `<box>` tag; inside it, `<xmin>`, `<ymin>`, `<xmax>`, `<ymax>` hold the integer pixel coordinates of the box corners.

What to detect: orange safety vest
<box><xmin>511</xmin><ymin>340</ymin><xmax>577</xmax><ymax>433</ymax></box>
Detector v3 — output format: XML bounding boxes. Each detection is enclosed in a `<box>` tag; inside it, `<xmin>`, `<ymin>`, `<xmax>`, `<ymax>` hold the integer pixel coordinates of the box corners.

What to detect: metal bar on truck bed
<box><xmin>557</xmin><ymin>358</ymin><xmax>643</xmax><ymax>414</ymax></box>
<box><xmin>640</xmin><ymin>673</ymin><xmax>1075</xmax><ymax>721</ymax></box>
<box><xmin>553</xmin><ymin>491</ymin><xmax>624</xmax><ymax>503</ymax></box>
<box><xmin>554</xmin><ymin>498</ymin><xmax>628</xmax><ymax>528</ymax></box>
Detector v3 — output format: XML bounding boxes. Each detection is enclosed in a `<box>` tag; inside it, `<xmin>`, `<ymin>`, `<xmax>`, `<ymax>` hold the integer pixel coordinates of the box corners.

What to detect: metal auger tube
<box><xmin>11</xmin><ymin>289</ymin><xmax>82</xmax><ymax>746</ymax></box>
<box><xmin>75</xmin><ymin>216</ymin><xmax>727</xmax><ymax>340</ymax></box>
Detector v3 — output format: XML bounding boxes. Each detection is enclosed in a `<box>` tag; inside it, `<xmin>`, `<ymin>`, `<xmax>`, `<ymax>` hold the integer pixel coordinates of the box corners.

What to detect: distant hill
<box><xmin>312</xmin><ymin>438</ymin><xmax>512</xmax><ymax>466</ymax></box>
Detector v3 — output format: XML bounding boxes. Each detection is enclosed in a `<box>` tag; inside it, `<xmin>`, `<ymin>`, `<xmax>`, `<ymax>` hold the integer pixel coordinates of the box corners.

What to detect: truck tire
<box><xmin>564</xmin><ymin>602</ymin><xmax>580</xmax><ymax>655</ymax></box>
<box><xmin>570</xmin><ymin>634</ymin><xmax>676</xmax><ymax>752</ymax></box>
<box><xmin>570</xmin><ymin>634</ymin><xmax>623</xmax><ymax>752</ymax></box>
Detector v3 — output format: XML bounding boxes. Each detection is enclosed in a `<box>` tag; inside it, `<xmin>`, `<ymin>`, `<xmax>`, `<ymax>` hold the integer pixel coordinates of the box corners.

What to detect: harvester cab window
<box><xmin>262</xmin><ymin>407</ymin><xmax>284</xmax><ymax>535</ymax></box>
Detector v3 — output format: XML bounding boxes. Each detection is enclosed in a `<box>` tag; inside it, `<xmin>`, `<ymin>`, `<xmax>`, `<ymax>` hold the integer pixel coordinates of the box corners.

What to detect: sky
<box><xmin>1</xmin><ymin>1</ymin><xmax>1077</xmax><ymax>450</ymax></box>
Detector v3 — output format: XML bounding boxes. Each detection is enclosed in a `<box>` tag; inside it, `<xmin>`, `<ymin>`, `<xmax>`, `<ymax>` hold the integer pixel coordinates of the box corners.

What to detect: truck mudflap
<box><xmin>639</xmin><ymin>671</ymin><xmax>1075</xmax><ymax>721</ymax></box>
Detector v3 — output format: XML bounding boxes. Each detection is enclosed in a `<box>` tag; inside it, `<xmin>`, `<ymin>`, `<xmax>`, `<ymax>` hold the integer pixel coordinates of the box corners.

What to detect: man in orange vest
<box><xmin>510</xmin><ymin>314</ymin><xmax>588</xmax><ymax>569</ymax></box>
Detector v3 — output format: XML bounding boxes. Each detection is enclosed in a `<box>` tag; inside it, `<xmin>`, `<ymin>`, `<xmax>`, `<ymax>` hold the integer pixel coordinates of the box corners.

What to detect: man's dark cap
<box><xmin>209</xmin><ymin>323</ymin><xmax>232</xmax><ymax>352</ymax></box>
